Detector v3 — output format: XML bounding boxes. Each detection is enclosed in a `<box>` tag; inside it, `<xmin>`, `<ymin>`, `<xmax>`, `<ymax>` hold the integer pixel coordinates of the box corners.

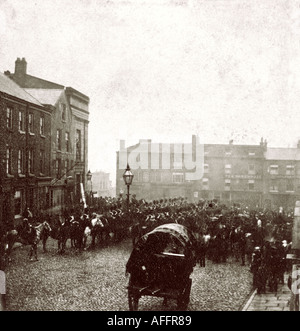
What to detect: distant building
<box><xmin>116</xmin><ymin>136</ymin><xmax>300</xmax><ymax>209</ymax></box>
<box><xmin>5</xmin><ymin>58</ymin><xmax>90</xmax><ymax>214</ymax></box>
<box><xmin>263</xmin><ymin>146</ymin><xmax>300</xmax><ymax>209</ymax></box>
<box><xmin>200</xmin><ymin>140</ymin><xmax>265</xmax><ymax>207</ymax></box>
<box><xmin>116</xmin><ymin>136</ymin><xmax>203</xmax><ymax>202</ymax></box>
<box><xmin>0</xmin><ymin>72</ymin><xmax>52</xmax><ymax>226</ymax></box>
<box><xmin>90</xmin><ymin>171</ymin><xmax>114</xmax><ymax>198</ymax></box>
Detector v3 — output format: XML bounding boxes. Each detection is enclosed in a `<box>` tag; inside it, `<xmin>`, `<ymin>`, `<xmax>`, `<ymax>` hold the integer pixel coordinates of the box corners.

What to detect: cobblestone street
<box><xmin>5</xmin><ymin>238</ymin><xmax>253</xmax><ymax>311</ymax></box>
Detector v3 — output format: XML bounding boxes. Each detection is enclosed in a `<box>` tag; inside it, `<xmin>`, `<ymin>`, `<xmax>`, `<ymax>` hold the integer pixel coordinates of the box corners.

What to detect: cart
<box><xmin>126</xmin><ymin>223</ymin><xmax>197</xmax><ymax>311</ymax></box>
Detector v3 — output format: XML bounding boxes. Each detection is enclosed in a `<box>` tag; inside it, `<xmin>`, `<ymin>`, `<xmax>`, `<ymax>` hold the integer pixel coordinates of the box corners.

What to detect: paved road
<box><xmin>243</xmin><ymin>274</ymin><xmax>291</xmax><ymax>311</ymax></box>
<box><xmin>5</xmin><ymin>238</ymin><xmax>253</xmax><ymax>311</ymax></box>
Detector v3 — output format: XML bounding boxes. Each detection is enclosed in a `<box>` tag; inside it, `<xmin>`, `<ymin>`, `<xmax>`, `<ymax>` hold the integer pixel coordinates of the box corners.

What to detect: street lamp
<box><xmin>86</xmin><ymin>170</ymin><xmax>92</xmax><ymax>182</ymax></box>
<box><xmin>123</xmin><ymin>163</ymin><xmax>134</xmax><ymax>212</ymax></box>
<box><xmin>86</xmin><ymin>170</ymin><xmax>93</xmax><ymax>208</ymax></box>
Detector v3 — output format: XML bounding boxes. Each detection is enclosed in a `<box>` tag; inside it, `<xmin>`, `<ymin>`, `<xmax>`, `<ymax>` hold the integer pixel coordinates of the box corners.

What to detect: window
<box><xmin>270</xmin><ymin>179</ymin><xmax>278</xmax><ymax>192</ymax></box>
<box><xmin>249</xmin><ymin>151</ymin><xmax>255</xmax><ymax>156</ymax></box>
<box><xmin>61</xmin><ymin>103</ymin><xmax>66</xmax><ymax>121</ymax></box>
<box><xmin>172</xmin><ymin>172</ymin><xmax>184</xmax><ymax>183</ymax></box>
<box><xmin>57</xmin><ymin>129</ymin><xmax>62</xmax><ymax>150</ymax></box>
<box><xmin>143</xmin><ymin>172</ymin><xmax>149</xmax><ymax>182</ymax></box>
<box><xmin>40</xmin><ymin>150</ymin><xmax>45</xmax><ymax>174</ymax></box>
<box><xmin>286</xmin><ymin>165</ymin><xmax>295</xmax><ymax>176</ymax></box>
<box><xmin>65</xmin><ymin>159</ymin><xmax>69</xmax><ymax>174</ymax></box>
<box><xmin>18</xmin><ymin>149</ymin><xmax>25</xmax><ymax>174</ymax></box>
<box><xmin>28</xmin><ymin>149</ymin><xmax>34</xmax><ymax>174</ymax></box>
<box><xmin>54</xmin><ymin>159</ymin><xmax>61</xmax><ymax>178</ymax></box>
<box><xmin>6</xmin><ymin>106</ymin><xmax>12</xmax><ymax>129</ymax></box>
<box><xmin>225</xmin><ymin>151</ymin><xmax>232</xmax><ymax>157</ymax></box>
<box><xmin>40</xmin><ymin>115</ymin><xmax>45</xmax><ymax>135</ymax></box>
<box><xmin>65</xmin><ymin>132</ymin><xmax>70</xmax><ymax>152</ymax></box>
<box><xmin>204</xmin><ymin>164</ymin><xmax>209</xmax><ymax>174</ymax></box>
<box><xmin>248</xmin><ymin>180</ymin><xmax>255</xmax><ymax>190</ymax></box>
<box><xmin>6</xmin><ymin>147</ymin><xmax>12</xmax><ymax>175</ymax></box>
<box><xmin>286</xmin><ymin>180</ymin><xmax>294</xmax><ymax>192</ymax></box>
<box><xmin>202</xmin><ymin>178</ymin><xmax>209</xmax><ymax>190</ymax></box>
<box><xmin>248</xmin><ymin>164</ymin><xmax>255</xmax><ymax>175</ymax></box>
<box><xmin>28</xmin><ymin>113</ymin><xmax>34</xmax><ymax>133</ymax></box>
<box><xmin>19</xmin><ymin>110</ymin><xmax>25</xmax><ymax>132</ymax></box>
<box><xmin>76</xmin><ymin>130</ymin><xmax>81</xmax><ymax>161</ymax></box>
<box><xmin>270</xmin><ymin>165</ymin><xmax>278</xmax><ymax>175</ymax></box>
<box><xmin>225</xmin><ymin>164</ymin><xmax>231</xmax><ymax>174</ymax></box>
<box><xmin>225</xmin><ymin>179</ymin><xmax>231</xmax><ymax>191</ymax></box>
<box><xmin>151</xmin><ymin>171</ymin><xmax>161</xmax><ymax>182</ymax></box>
<box><xmin>14</xmin><ymin>190</ymin><xmax>23</xmax><ymax>216</ymax></box>
<box><xmin>155</xmin><ymin>171</ymin><xmax>161</xmax><ymax>182</ymax></box>
<box><xmin>134</xmin><ymin>171</ymin><xmax>142</xmax><ymax>182</ymax></box>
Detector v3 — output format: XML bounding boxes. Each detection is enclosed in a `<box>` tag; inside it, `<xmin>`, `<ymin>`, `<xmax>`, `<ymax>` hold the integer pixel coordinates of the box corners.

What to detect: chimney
<box><xmin>14</xmin><ymin>57</ymin><xmax>27</xmax><ymax>86</ymax></box>
<box><xmin>297</xmin><ymin>140</ymin><xmax>300</xmax><ymax>149</ymax></box>
<box><xmin>260</xmin><ymin>137</ymin><xmax>264</xmax><ymax>147</ymax></box>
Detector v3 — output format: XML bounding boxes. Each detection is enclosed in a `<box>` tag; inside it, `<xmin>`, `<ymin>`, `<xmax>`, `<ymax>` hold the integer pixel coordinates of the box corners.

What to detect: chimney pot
<box><xmin>14</xmin><ymin>57</ymin><xmax>27</xmax><ymax>85</ymax></box>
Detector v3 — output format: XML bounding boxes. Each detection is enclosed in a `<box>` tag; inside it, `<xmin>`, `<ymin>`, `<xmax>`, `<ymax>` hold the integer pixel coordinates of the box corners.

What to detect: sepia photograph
<box><xmin>1</xmin><ymin>0</ymin><xmax>300</xmax><ymax>314</ymax></box>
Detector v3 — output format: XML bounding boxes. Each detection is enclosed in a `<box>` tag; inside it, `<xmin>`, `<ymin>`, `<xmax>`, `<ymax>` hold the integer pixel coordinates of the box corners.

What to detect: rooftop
<box><xmin>25</xmin><ymin>88</ymin><xmax>64</xmax><ymax>106</ymax></box>
<box><xmin>0</xmin><ymin>72</ymin><xmax>43</xmax><ymax>107</ymax></box>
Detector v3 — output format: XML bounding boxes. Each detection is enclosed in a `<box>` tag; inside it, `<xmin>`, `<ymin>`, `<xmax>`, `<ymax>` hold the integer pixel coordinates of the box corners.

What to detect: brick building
<box><xmin>116</xmin><ymin>136</ymin><xmax>204</xmax><ymax>202</ymax></box>
<box><xmin>116</xmin><ymin>136</ymin><xmax>300</xmax><ymax>209</ymax></box>
<box><xmin>0</xmin><ymin>72</ymin><xmax>52</xmax><ymax>227</ymax></box>
<box><xmin>5</xmin><ymin>58</ymin><xmax>89</xmax><ymax>215</ymax></box>
<box><xmin>263</xmin><ymin>146</ymin><xmax>300</xmax><ymax>209</ymax></box>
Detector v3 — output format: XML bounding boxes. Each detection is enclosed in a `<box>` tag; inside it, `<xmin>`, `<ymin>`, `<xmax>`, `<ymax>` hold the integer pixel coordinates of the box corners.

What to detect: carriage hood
<box><xmin>137</xmin><ymin>223</ymin><xmax>196</xmax><ymax>251</ymax></box>
<box><xmin>126</xmin><ymin>223</ymin><xmax>197</xmax><ymax>274</ymax></box>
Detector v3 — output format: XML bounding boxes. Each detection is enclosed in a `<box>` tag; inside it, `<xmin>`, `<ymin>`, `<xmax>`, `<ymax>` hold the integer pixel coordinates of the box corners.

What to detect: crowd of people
<box><xmin>89</xmin><ymin>195</ymin><xmax>294</xmax><ymax>294</ymax></box>
<box><xmin>1</xmin><ymin>195</ymin><xmax>295</xmax><ymax>293</ymax></box>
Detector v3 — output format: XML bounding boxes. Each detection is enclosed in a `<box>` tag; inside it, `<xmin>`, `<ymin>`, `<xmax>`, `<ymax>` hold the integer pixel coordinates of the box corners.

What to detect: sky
<box><xmin>1</xmin><ymin>0</ymin><xmax>300</xmax><ymax>185</ymax></box>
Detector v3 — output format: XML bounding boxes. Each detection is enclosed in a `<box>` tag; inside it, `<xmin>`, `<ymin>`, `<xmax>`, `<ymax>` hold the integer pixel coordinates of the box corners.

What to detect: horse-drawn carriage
<box><xmin>126</xmin><ymin>223</ymin><xmax>197</xmax><ymax>311</ymax></box>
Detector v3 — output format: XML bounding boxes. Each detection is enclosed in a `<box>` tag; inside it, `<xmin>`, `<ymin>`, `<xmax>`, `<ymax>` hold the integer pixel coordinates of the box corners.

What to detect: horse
<box><xmin>39</xmin><ymin>215</ymin><xmax>71</xmax><ymax>254</ymax></box>
<box><xmin>69</xmin><ymin>214</ymin><xmax>91</xmax><ymax>250</ymax></box>
<box><xmin>17</xmin><ymin>221</ymin><xmax>52</xmax><ymax>261</ymax></box>
<box><xmin>89</xmin><ymin>214</ymin><xmax>107</xmax><ymax>249</ymax></box>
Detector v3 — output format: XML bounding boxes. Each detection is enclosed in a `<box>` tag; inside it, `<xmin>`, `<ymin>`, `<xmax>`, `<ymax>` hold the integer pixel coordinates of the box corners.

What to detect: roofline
<box><xmin>23</xmin><ymin>74</ymin><xmax>65</xmax><ymax>89</ymax></box>
<box><xmin>65</xmin><ymin>87</ymin><xmax>90</xmax><ymax>103</ymax></box>
<box><xmin>0</xmin><ymin>91</ymin><xmax>50</xmax><ymax>113</ymax></box>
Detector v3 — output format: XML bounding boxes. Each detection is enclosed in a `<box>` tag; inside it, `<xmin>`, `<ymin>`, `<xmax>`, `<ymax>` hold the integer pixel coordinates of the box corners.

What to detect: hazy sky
<box><xmin>1</xmin><ymin>0</ymin><xmax>300</xmax><ymax>183</ymax></box>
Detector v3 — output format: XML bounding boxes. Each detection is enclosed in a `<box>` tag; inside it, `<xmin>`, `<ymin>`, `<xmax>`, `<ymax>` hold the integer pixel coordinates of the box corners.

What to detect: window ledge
<box><xmin>18</xmin><ymin>174</ymin><xmax>26</xmax><ymax>178</ymax></box>
<box><xmin>6</xmin><ymin>174</ymin><xmax>14</xmax><ymax>178</ymax></box>
<box><xmin>40</xmin><ymin>134</ymin><xmax>46</xmax><ymax>138</ymax></box>
<box><xmin>19</xmin><ymin>130</ymin><xmax>26</xmax><ymax>134</ymax></box>
<box><xmin>28</xmin><ymin>173</ymin><xmax>35</xmax><ymax>177</ymax></box>
<box><xmin>29</xmin><ymin>132</ymin><xmax>35</xmax><ymax>136</ymax></box>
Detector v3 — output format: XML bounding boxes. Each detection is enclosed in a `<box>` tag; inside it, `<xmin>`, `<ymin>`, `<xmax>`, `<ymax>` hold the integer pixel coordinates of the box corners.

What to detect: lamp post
<box><xmin>86</xmin><ymin>170</ymin><xmax>93</xmax><ymax>208</ymax></box>
<box><xmin>123</xmin><ymin>163</ymin><xmax>134</xmax><ymax>212</ymax></box>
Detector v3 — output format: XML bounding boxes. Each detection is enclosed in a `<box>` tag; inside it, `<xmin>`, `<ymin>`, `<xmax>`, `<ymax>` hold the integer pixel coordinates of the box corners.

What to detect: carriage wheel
<box><xmin>128</xmin><ymin>290</ymin><xmax>139</xmax><ymax>311</ymax></box>
<box><xmin>177</xmin><ymin>278</ymin><xmax>192</xmax><ymax>311</ymax></box>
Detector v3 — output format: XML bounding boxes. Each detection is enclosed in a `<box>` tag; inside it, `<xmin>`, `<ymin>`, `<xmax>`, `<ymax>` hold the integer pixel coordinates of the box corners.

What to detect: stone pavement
<box><xmin>242</xmin><ymin>274</ymin><xmax>291</xmax><ymax>311</ymax></box>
